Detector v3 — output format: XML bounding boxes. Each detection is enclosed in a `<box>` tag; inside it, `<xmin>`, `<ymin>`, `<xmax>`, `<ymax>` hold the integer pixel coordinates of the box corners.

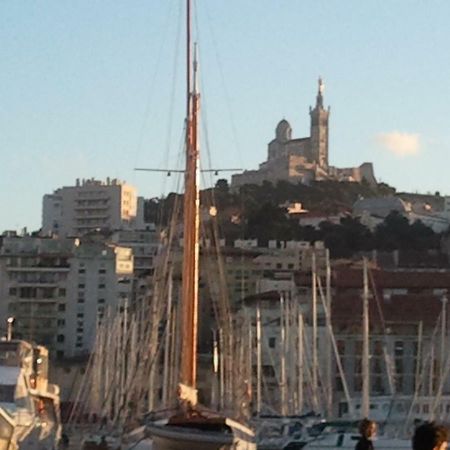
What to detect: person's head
<box><xmin>412</xmin><ymin>422</ymin><xmax>449</xmax><ymax>450</ymax></box>
<box><xmin>359</xmin><ymin>418</ymin><xmax>377</xmax><ymax>439</ymax></box>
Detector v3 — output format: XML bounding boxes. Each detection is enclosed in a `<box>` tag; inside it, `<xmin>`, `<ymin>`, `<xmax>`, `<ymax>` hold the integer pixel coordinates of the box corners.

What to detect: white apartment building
<box><xmin>42</xmin><ymin>178</ymin><xmax>145</xmax><ymax>237</ymax></box>
<box><xmin>0</xmin><ymin>232</ymin><xmax>133</xmax><ymax>359</ymax></box>
<box><xmin>65</xmin><ymin>236</ymin><xmax>133</xmax><ymax>358</ymax></box>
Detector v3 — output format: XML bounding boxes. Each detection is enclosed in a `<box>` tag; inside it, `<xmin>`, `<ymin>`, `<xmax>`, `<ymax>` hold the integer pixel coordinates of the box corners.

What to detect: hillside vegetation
<box><xmin>145</xmin><ymin>180</ymin><xmax>442</xmax><ymax>258</ymax></box>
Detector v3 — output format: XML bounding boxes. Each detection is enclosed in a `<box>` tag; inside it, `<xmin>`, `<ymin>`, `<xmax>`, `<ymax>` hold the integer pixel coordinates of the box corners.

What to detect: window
<box><xmin>77</xmin><ymin>298</ymin><xmax>84</xmax><ymax>304</ymax></box>
<box><xmin>98</xmin><ymin>284</ymin><xmax>105</xmax><ymax>289</ymax></box>
<box><xmin>56</xmin><ymin>351</ymin><xmax>65</xmax><ymax>359</ymax></box>
<box><xmin>58</xmin><ymin>288</ymin><xmax>66</xmax><ymax>296</ymax></box>
<box><xmin>77</xmin><ymin>313</ymin><xmax>84</xmax><ymax>318</ymax></box>
<box><xmin>394</xmin><ymin>341</ymin><xmax>404</xmax><ymax>357</ymax></box>
<box><xmin>58</xmin><ymin>304</ymin><xmax>65</xmax><ymax>312</ymax></box>
<box><xmin>57</xmin><ymin>319</ymin><xmax>65</xmax><ymax>326</ymax></box>
<box><xmin>268</xmin><ymin>337</ymin><xmax>276</xmax><ymax>348</ymax></box>
<box><xmin>0</xmin><ymin>385</ymin><xmax>16</xmax><ymax>402</ymax></box>
<box><xmin>262</xmin><ymin>365</ymin><xmax>275</xmax><ymax>377</ymax></box>
<box><xmin>78</xmin><ymin>284</ymin><xmax>85</xmax><ymax>289</ymax></box>
<box><xmin>98</xmin><ymin>298</ymin><xmax>105</xmax><ymax>304</ymax></box>
<box><xmin>20</xmin><ymin>287</ymin><xmax>36</xmax><ymax>298</ymax></box>
<box><xmin>9</xmin><ymin>288</ymin><xmax>17</xmax><ymax>296</ymax></box>
<box><xmin>57</xmin><ymin>335</ymin><xmax>65</xmax><ymax>343</ymax></box>
<box><xmin>78</xmin><ymin>269</ymin><xmax>85</xmax><ymax>274</ymax></box>
<box><xmin>99</xmin><ymin>269</ymin><xmax>106</xmax><ymax>274</ymax></box>
<box><xmin>77</xmin><ymin>327</ymin><xmax>83</xmax><ymax>333</ymax></box>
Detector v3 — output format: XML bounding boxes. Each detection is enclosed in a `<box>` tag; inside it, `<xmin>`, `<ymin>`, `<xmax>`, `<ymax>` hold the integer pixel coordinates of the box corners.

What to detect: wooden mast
<box><xmin>180</xmin><ymin>0</ymin><xmax>201</xmax><ymax>396</ymax></box>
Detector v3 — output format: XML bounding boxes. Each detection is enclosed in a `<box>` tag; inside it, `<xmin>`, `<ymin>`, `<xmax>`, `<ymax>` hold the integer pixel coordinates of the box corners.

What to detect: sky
<box><xmin>2</xmin><ymin>1</ymin><xmax>450</xmax><ymax>232</ymax></box>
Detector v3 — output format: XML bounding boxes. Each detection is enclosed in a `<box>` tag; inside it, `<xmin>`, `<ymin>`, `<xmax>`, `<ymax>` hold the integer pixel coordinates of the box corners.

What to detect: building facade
<box><xmin>42</xmin><ymin>178</ymin><xmax>145</xmax><ymax>237</ymax></box>
<box><xmin>0</xmin><ymin>232</ymin><xmax>133</xmax><ymax>359</ymax></box>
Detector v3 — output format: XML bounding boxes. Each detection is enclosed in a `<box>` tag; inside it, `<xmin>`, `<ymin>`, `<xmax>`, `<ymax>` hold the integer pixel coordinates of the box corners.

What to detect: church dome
<box><xmin>275</xmin><ymin>119</ymin><xmax>292</xmax><ymax>143</ymax></box>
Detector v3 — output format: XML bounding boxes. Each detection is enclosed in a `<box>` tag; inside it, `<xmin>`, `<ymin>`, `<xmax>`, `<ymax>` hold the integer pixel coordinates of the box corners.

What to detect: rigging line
<box><xmin>368</xmin><ymin>267</ymin><xmax>398</xmax><ymax>395</ymax></box>
<box><xmin>202</xmin><ymin>229</ymin><xmax>232</xmax><ymax>334</ymax></box>
<box><xmin>194</xmin><ymin>3</ymin><xmax>240</xmax><ymax>209</ymax></box>
<box><xmin>132</xmin><ymin>0</ymin><xmax>179</xmax><ymax>178</ymax></box>
<box><xmin>152</xmin><ymin>125</ymin><xmax>185</xmax><ymax>237</ymax></box>
<box><xmin>161</xmin><ymin>0</ymin><xmax>183</xmax><ymax>190</ymax></box>
<box><xmin>203</xmin><ymin>1</ymin><xmax>244</xmax><ymax>169</ymax></box>
<box><xmin>403</xmin><ymin>313</ymin><xmax>442</xmax><ymax>431</ymax></box>
<box><xmin>368</xmin><ymin>268</ymin><xmax>387</xmax><ymax>331</ymax></box>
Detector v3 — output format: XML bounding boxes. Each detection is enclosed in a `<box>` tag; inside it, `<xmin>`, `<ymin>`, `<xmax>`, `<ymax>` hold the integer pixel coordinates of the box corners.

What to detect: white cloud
<box><xmin>376</xmin><ymin>131</ymin><xmax>420</xmax><ymax>157</ymax></box>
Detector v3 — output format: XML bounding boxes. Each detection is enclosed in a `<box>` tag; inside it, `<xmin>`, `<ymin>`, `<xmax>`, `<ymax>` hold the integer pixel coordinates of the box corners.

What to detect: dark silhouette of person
<box><xmin>355</xmin><ymin>418</ymin><xmax>376</xmax><ymax>450</ymax></box>
<box><xmin>412</xmin><ymin>422</ymin><xmax>449</xmax><ymax>450</ymax></box>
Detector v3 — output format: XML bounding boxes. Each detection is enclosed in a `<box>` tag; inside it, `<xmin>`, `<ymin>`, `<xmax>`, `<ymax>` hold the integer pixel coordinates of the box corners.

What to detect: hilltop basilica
<box><xmin>231</xmin><ymin>79</ymin><xmax>376</xmax><ymax>188</ymax></box>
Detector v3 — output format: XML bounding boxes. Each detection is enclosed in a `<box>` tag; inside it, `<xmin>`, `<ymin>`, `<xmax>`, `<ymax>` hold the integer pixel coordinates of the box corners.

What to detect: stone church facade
<box><xmin>231</xmin><ymin>79</ymin><xmax>377</xmax><ymax>188</ymax></box>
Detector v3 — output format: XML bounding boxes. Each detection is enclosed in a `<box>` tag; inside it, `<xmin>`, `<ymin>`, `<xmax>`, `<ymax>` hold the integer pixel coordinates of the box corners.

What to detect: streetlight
<box><xmin>6</xmin><ymin>317</ymin><xmax>14</xmax><ymax>341</ymax></box>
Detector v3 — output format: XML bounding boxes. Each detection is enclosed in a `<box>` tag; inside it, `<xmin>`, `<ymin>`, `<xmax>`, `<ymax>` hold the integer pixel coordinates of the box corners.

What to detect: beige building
<box><xmin>110</xmin><ymin>228</ymin><xmax>160</xmax><ymax>277</ymax></box>
<box><xmin>232</xmin><ymin>79</ymin><xmax>376</xmax><ymax>188</ymax></box>
<box><xmin>42</xmin><ymin>178</ymin><xmax>144</xmax><ymax>237</ymax></box>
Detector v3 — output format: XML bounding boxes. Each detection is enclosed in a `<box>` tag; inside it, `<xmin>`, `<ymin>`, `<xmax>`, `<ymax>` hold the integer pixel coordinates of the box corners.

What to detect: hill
<box><xmin>144</xmin><ymin>180</ymin><xmax>443</xmax><ymax>258</ymax></box>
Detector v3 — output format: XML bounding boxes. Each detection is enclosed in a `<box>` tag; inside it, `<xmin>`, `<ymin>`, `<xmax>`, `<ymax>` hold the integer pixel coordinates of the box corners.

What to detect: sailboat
<box><xmin>146</xmin><ymin>1</ymin><xmax>256</xmax><ymax>449</ymax></box>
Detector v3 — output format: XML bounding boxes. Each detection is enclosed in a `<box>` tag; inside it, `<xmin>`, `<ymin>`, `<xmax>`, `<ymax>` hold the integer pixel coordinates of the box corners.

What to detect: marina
<box><xmin>2</xmin><ymin>1</ymin><xmax>450</xmax><ymax>450</ymax></box>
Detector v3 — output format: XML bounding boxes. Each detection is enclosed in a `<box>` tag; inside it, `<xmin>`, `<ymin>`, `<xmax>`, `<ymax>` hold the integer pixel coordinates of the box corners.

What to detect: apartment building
<box><xmin>64</xmin><ymin>235</ymin><xmax>133</xmax><ymax>358</ymax></box>
<box><xmin>0</xmin><ymin>232</ymin><xmax>133</xmax><ymax>359</ymax></box>
<box><xmin>42</xmin><ymin>178</ymin><xmax>145</xmax><ymax>237</ymax></box>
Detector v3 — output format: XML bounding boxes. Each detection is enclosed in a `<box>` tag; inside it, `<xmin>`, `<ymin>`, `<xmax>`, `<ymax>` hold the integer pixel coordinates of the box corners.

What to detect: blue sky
<box><xmin>2</xmin><ymin>1</ymin><xmax>450</xmax><ymax>231</ymax></box>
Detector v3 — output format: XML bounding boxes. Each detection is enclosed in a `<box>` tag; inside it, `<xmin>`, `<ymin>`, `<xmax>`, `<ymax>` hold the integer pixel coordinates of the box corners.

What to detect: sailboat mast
<box><xmin>311</xmin><ymin>251</ymin><xmax>319</xmax><ymax>411</ymax></box>
<box><xmin>256</xmin><ymin>301</ymin><xmax>262</xmax><ymax>415</ymax></box>
<box><xmin>180</xmin><ymin>0</ymin><xmax>200</xmax><ymax>389</ymax></box>
<box><xmin>362</xmin><ymin>258</ymin><xmax>370</xmax><ymax>418</ymax></box>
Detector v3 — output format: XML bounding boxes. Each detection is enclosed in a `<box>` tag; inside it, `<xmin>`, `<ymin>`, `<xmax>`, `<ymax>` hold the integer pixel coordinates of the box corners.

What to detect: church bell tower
<box><xmin>309</xmin><ymin>78</ymin><xmax>330</xmax><ymax>169</ymax></box>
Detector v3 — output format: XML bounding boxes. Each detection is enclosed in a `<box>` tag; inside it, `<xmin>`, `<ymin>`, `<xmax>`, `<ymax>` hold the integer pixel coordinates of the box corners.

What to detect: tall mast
<box><xmin>297</xmin><ymin>307</ymin><xmax>304</xmax><ymax>413</ymax></box>
<box><xmin>186</xmin><ymin>0</ymin><xmax>191</xmax><ymax>121</ymax></box>
<box><xmin>362</xmin><ymin>258</ymin><xmax>370</xmax><ymax>418</ymax></box>
<box><xmin>280</xmin><ymin>294</ymin><xmax>287</xmax><ymax>415</ymax></box>
<box><xmin>256</xmin><ymin>301</ymin><xmax>262</xmax><ymax>415</ymax></box>
<box><xmin>180</xmin><ymin>0</ymin><xmax>201</xmax><ymax>390</ymax></box>
<box><xmin>325</xmin><ymin>249</ymin><xmax>332</xmax><ymax>417</ymax></box>
<box><xmin>311</xmin><ymin>251</ymin><xmax>319</xmax><ymax>411</ymax></box>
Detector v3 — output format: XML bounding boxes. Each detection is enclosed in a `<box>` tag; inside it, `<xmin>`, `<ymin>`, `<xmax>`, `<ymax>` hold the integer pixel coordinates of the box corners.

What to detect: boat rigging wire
<box><xmin>132</xmin><ymin>0</ymin><xmax>180</xmax><ymax>182</ymax></box>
